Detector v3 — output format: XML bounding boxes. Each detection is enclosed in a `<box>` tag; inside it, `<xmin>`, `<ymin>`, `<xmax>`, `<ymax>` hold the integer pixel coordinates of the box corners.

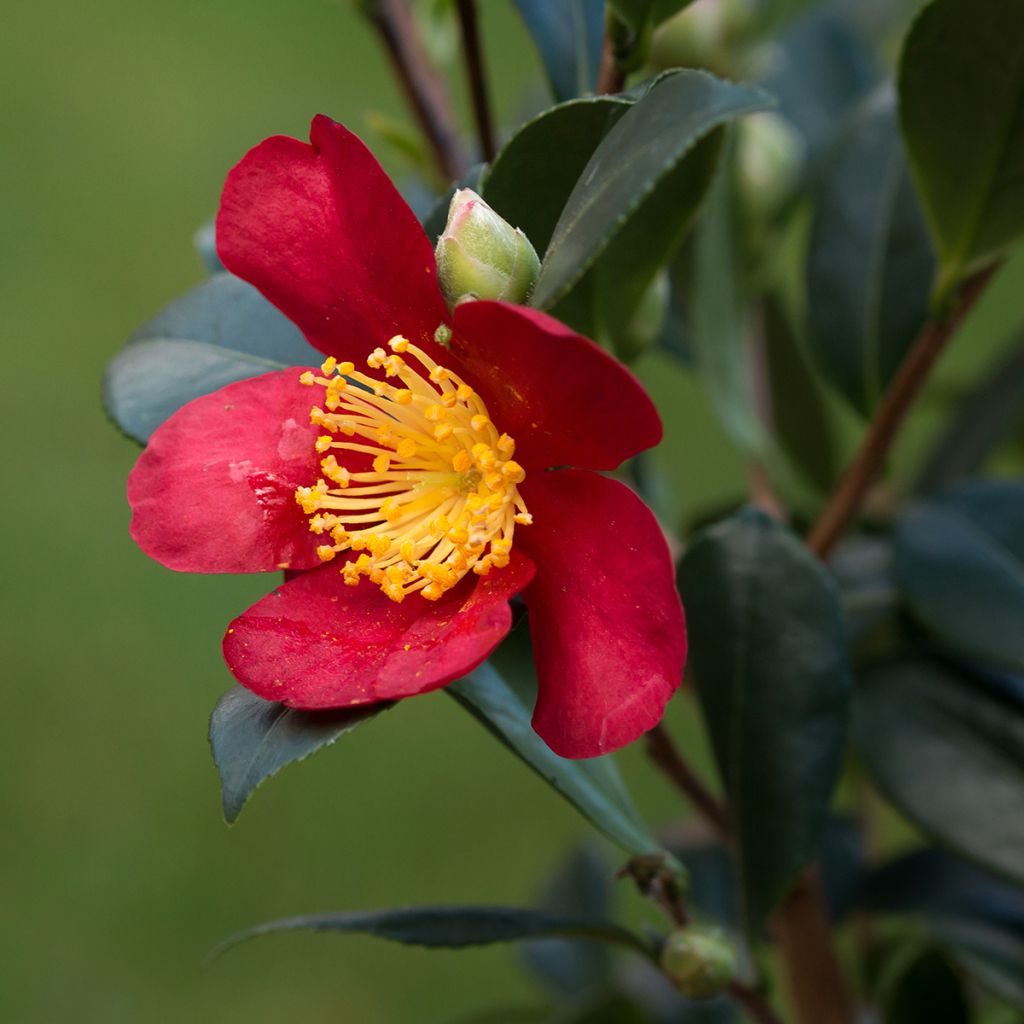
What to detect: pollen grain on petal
<box><xmin>293</xmin><ymin>342</ymin><xmax>531</xmax><ymax>603</ymax></box>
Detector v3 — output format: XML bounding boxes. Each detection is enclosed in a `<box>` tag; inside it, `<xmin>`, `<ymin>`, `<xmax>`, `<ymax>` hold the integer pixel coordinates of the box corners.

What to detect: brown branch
<box><xmin>596</xmin><ymin>35</ymin><xmax>625</xmax><ymax>95</ymax></box>
<box><xmin>454</xmin><ymin>0</ymin><xmax>496</xmax><ymax>162</ymax></box>
<box><xmin>806</xmin><ymin>263</ymin><xmax>999</xmax><ymax>559</ymax></box>
<box><xmin>645</xmin><ymin>724</ymin><xmax>730</xmax><ymax>841</ymax></box>
<box><xmin>360</xmin><ymin>0</ymin><xmax>468</xmax><ymax>182</ymax></box>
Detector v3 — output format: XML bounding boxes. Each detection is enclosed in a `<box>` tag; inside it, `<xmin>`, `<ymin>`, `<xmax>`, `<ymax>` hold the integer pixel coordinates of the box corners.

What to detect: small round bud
<box><xmin>660</xmin><ymin>926</ymin><xmax>737</xmax><ymax>999</ymax></box>
<box><xmin>435</xmin><ymin>189</ymin><xmax>540</xmax><ymax>307</ymax></box>
<box><xmin>736</xmin><ymin>111</ymin><xmax>804</xmax><ymax>221</ymax></box>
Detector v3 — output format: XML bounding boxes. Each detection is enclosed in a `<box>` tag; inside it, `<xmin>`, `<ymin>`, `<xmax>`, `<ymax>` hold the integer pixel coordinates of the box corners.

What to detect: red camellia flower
<box><xmin>127</xmin><ymin>116</ymin><xmax>686</xmax><ymax>758</ymax></box>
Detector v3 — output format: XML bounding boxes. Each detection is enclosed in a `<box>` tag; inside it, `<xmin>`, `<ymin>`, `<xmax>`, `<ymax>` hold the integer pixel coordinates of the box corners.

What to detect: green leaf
<box><xmin>854</xmin><ymin>659</ymin><xmax>1024</xmax><ymax>887</ymax></box>
<box><xmin>103</xmin><ymin>274</ymin><xmax>317</xmax><ymax>443</ymax></box>
<box><xmin>935</xmin><ymin>920</ymin><xmax>1024</xmax><ymax>1010</ymax></box>
<box><xmin>898</xmin><ymin>0</ymin><xmax>1024</xmax><ymax>300</ymax></box>
<box><xmin>882</xmin><ymin>947</ymin><xmax>970</xmax><ymax>1024</ymax></box>
<box><xmin>678</xmin><ymin>509</ymin><xmax>851</xmax><ymax>929</ymax></box>
<box><xmin>484</xmin><ymin>97</ymin><xmax>632</xmax><ymax>256</ymax></box>
<box><xmin>208</xmin><ymin>686</ymin><xmax>391</xmax><ymax>823</ymax></box>
<box><xmin>687</xmin><ymin>146</ymin><xmax>762</xmax><ymax>455</ymax></box>
<box><xmin>894</xmin><ymin>481</ymin><xmax>1024</xmax><ymax>673</ymax></box>
<box><xmin>807</xmin><ymin>88</ymin><xmax>935</xmax><ymax>415</ymax></box>
<box><xmin>512</xmin><ymin>0</ymin><xmax>604</xmax><ymax>102</ymax></box>
<box><xmin>531</xmin><ymin>70</ymin><xmax>772</xmax><ymax>312</ymax></box>
<box><xmin>916</xmin><ymin>330</ymin><xmax>1024</xmax><ymax>493</ymax></box>
<box><xmin>762</xmin><ymin>297</ymin><xmax>839</xmax><ymax>494</ymax></box>
<box><xmin>448</xmin><ymin>661</ymin><xmax>662</xmax><ymax>858</ymax></box>
<box><xmin>207</xmin><ymin>905</ymin><xmax>652</xmax><ymax>963</ymax></box>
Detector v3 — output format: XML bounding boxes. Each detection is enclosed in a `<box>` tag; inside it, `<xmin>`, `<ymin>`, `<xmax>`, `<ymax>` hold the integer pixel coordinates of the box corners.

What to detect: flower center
<box><xmin>294</xmin><ymin>335</ymin><xmax>531</xmax><ymax>603</ymax></box>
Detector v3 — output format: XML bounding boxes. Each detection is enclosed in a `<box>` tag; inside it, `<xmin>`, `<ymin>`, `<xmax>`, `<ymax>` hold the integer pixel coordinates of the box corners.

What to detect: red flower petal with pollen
<box><xmin>451</xmin><ymin>301</ymin><xmax>662</xmax><ymax>472</ymax></box>
<box><xmin>128</xmin><ymin>370</ymin><xmax>325</xmax><ymax>574</ymax></box>
<box><xmin>224</xmin><ymin>551</ymin><xmax>535</xmax><ymax>707</ymax></box>
<box><xmin>517</xmin><ymin>470</ymin><xmax>686</xmax><ymax>758</ymax></box>
<box><xmin>217</xmin><ymin>116</ymin><xmax>450</xmax><ymax>363</ymax></box>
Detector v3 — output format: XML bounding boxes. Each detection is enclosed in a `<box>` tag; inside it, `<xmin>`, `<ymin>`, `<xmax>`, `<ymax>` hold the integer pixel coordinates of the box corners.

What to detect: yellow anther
<box><xmin>514</xmin><ymin>511</ymin><xmax>533</xmax><ymax>525</ymax></box>
<box><xmin>299</xmin><ymin>370</ymin><xmax>316</xmax><ymax>386</ymax></box>
<box><xmin>502</xmin><ymin>460</ymin><xmax>526</xmax><ymax>483</ymax></box>
<box><xmin>294</xmin><ymin>336</ymin><xmax>531</xmax><ymax>604</ymax></box>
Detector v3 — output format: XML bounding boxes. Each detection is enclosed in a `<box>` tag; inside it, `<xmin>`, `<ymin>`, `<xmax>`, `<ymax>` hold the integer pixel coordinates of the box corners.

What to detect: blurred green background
<box><xmin>0</xmin><ymin>2</ymin><xmax>711</xmax><ymax>1020</ymax></box>
<box><xmin>3</xmin><ymin>0</ymin><xmax>1022</xmax><ymax>1020</ymax></box>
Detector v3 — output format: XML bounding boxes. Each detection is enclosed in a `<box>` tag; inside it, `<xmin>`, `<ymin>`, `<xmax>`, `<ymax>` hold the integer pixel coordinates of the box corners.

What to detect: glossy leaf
<box><xmin>103</xmin><ymin>274</ymin><xmax>317</xmax><ymax>443</ymax></box>
<box><xmin>484</xmin><ymin>98</ymin><xmax>631</xmax><ymax>256</ymax></box>
<box><xmin>512</xmin><ymin>0</ymin><xmax>604</xmax><ymax>102</ymax></box>
<box><xmin>854</xmin><ymin>659</ymin><xmax>1024</xmax><ymax>886</ymax></box>
<box><xmin>532</xmin><ymin>70</ymin><xmax>772</xmax><ymax>311</ymax></box>
<box><xmin>807</xmin><ymin>89</ymin><xmax>935</xmax><ymax>414</ymax></box>
<box><xmin>678</xmin><ymin>509</ymin><xmax>852</xmax><ymax>928</ymax></box>
<box><xmin>899</xmin><ymin>0</ymin><xmax>1024</xmax><ymax>299</ymax></box>
<box><xmin>883</xmin><ymin>948</ymin><xmax>969</xmax><ymax>1024</ymax></box>
<box><xmin>934</xmin><ymin>920</ymin><xmax>1024</xmax><ymax>1010</ymax></box>
<box><xmin>916</xmin><ymin>330</ymin><xmax>1024</xmax><ymax>492</ymax></box>
<box><xmin>208</xmin><ymin>905</ymin><xmax>652</xmax><ymax>963</ymax></box>
<box><xmin>894</xmin><ymin>481</ymin><xmax>1024</xmax><ymax>673</ymax></box>
<box><xmin>687</xmin><ymin>137</ymin><xmax>762</xmax><ymax>454</ymax></box>
<box><xmin>209</xmin><ymin>686</ymin><xmax>392</xmax><ymax>823</ymax></box>
<box><xmin>448</xmin><ymin>661</ymin><xmax>662</xmax><ymax>858</ymax></box>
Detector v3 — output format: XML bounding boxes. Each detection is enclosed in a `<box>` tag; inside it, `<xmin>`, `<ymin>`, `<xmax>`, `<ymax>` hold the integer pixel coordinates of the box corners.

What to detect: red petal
<box><xmin>451</xmin><ymin>301</ymin><xmax>662</xmax><ymax>471</ymax></box>
<box><xmin>517</xmin><ymin>470</ymin><xmax>685</xmax><ymax>758</ymax></box>
<box><xmin>128</xmin><ymin>369</ymin><xmax>324</xmax><ymax>573</ymax></box>
<box><xmin>223</xmin><ymin>551</ymin><xmax>536</xmax><ymax>707</ymax></box>
<box><xmin>217</xmin><ymin>116</ymin><xmax>450</xmax><ymax>363</ymax></box>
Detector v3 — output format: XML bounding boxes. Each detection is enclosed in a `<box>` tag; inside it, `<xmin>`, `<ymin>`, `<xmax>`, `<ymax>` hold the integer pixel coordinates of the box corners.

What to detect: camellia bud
<box><xmin>659</xmin><ymin>925</ymin><xmax>737</xmax><ymax>999</ymax></box>
<box><xmin>435</xmin><ymin>189</ymin><xmax>540</xmax><ymax>307</ymax></box>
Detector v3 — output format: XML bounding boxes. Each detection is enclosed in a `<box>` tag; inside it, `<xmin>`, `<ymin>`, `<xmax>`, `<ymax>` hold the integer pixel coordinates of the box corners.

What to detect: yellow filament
<box><xmin>295</xmin><ymin>335</ymin><xmax>531</xmax><ymax>602</ymax></box>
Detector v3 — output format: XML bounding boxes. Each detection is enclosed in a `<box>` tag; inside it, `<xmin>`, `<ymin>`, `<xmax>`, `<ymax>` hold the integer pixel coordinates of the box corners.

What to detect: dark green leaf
<box><xmin>916</xmin><ymin>330</ymin><xmax>1024</xmax><ymax>492</ymax></box>
<box><xmin>421</xmin><ymin>163</ymin><xmax>487</xmax><ymax>242</ymax></box>
<box><xmin>854</xmin><ymin>659</ymin><xmax>1024</xmax><ymax>886</ymax></box>
<box><xmin>894</xmin><ymin>481</ymin><xmax>1024</xmax><ymax>673</ymax></box>
<box><xmin>678</xmin><ymin>509</ymin><xmax>851</xmax><ymax>929</ymax></box>
<box><xmin>883</xmin><ymin>947</ymin><xmax>970</xmax><ymax>1024</ymax></box>
<box><xmin>209</xmin><ymin>686</ymin><xmax>391</xmax><ymax>823</ymax></box>
<box><xmin>934</xmin><ymin>919</ymin><xmax>1024</xmax><ymax>1010</ymax></box>
<box><xmin>758</xmin><ymin>12</ymin><xmax>876</xmax><ymax>168</ymax></box>
<box><xmin>103</xmin><ymin>274</ymin><xmax>317</xmax><ymax>443</ymax></box>
<box><xmin>448</xmin><ymin>662</ymin><xmax>661</xmax><ymax>858</ymax></box>
<box><xmin>763</xmin><ymin>297</ymin><xmax>839</xmax><ymax>493</ymax></box>
<box><xmin>208</xmin><ymin>905</ymin><xmax>652</xmax><ymax>963</ymax></box>
<box><xmin>484</xmin><ymin>98</ymin><xmax>632</xmax><ymax>256</ymax></box>
<box><xmin>532</xmin><ymin>71</ymin><xmax>772</xmax><ymax>311</ymax></box>
<box><xmin>807</xmin><ymin>88</ymin><xmax>935</xmax><ymax>414</ymax></box>
<box><xmin>512</xmin><ymin>0</ymin><xmax>604</xmax><ymax>102</ymax></box>
<box><xmin>899</xmin><ymin>0</ymin><xmax>1024</xmax><ymax>299</ymax></box>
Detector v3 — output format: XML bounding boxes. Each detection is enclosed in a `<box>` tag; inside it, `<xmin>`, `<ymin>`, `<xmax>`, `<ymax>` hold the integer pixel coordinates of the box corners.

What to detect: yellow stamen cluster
<box><xmin>295</xmin><ymin>336</ymin><xmax>532</xmax><ymax>603</ymax></box>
